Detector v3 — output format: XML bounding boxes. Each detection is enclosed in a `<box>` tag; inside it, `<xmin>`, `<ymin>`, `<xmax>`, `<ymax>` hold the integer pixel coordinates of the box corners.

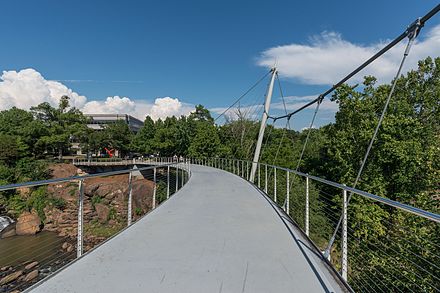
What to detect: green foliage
<box><xmin>100</xmin><ymin>121</ymin><xmax>133</xmax><ymax>155</ymax></box>
<box><xmin>108</xmin><ymin>207</ymin><xmax>117</xmax><ymax>221</ymax></box>
<box><xmin>26</xmin><ymin>187</ymin><xmax>49</xmax><ymax>221</ymax></box>
<box><xmin>0</xmin><ymin>134</ymin><xmax>28</xmax><ymax>164</ymax></box>
<box><xmin>156</xmin><ymin>181</ymin><xmax>168</xmax><ymax>204</ymax></box>
<box><xmin>306</xmin><ymin>57</ymin><xmax>440</xmax><ymax>291</ymax></box>
<box><xmin>131</xmin><ymin>116</ymin><xmax>156</xmax><ymax>154</ymax></box>
<box><xmin>49</xmin><ymin>196</ymin><xmax>67</xmax><ymax>210</ymax></box>
<box><xmin>91</xmin><ymin>195</ymin><xmax>102</xmax><ymax>210</ymax></box>
<box><xmin>84</xmin><ymin>220</ymin><xmax>124</xmax><ymax>238</ymax></box>
<box><xmin>14</xmin><ymin>158</ymin><xmax>49</xmax><ymax>182</ymax></box>
<box><xmin>30</xmin><ymin>96</ymin><xmax>89</xmax><ymax>159</ymax></box>
<box><xmin>5</xmin><ymin>187</ymin><xmax>66</xmax><ymax>221</ymax></box>
<box><xmin>188</xmin><ymin>122</ymin><xmax>221</xmax><ymax>158</ymax></box>
<box><xmin>135</xmin><ymin>207</ymin><xmax>142</xmax><ymax>216</ymax></box>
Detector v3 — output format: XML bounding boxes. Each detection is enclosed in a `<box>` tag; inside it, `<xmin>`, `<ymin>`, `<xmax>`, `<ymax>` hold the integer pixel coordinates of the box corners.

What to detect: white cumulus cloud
<box><xmin>0</xmin><ymin>68</ymin><xmax>87</xmax><ymax>110</ymax></box>
<box><xmin>82</xmin><ymin>96</ymin><xmax>136</xmax><ymax>115</ymax></box>
<box><xmin>149</xmin><ymin>97</ymin><xmax>193</xmax><ymax>120</ymax></box>
<box><xmin>257</xmin><ymin>24</ymin><xmax>440</xmax><ymax>85</ymax></box>
<box><xmin>0</xmin><ymin>68</ymin><xmax>195</xmax><ymax>121</ymax></box>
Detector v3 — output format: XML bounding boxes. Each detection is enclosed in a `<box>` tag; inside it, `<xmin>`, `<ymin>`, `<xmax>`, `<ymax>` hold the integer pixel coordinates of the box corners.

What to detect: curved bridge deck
<box><xmin>29</xmin><ymin>165</ymin><xmax>348</xmax><ymax>293</ymax></box>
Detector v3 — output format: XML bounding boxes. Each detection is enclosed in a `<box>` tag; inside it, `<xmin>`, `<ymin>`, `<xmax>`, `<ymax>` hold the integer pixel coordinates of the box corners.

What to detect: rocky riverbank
<box><xmin>0</xmin><ymin>163</ymin><xmax>155</xmax><ymax>292</ymax></box>
<box><xmin>0</xmin><ymin>256</ymin><xmax>76</xmax><ymax>293</ymax></box>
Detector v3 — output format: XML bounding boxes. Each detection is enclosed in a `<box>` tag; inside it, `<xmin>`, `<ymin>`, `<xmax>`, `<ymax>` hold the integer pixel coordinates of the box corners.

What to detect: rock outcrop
<box><xmin>94</xmin><ymin>203</ymin><xmax>110</xmax><ymax>223</ymax></box>
<box><xmin>15</xmin><ymin>211</ymin><xmax>41</xmax><ymax>236</ymax></box>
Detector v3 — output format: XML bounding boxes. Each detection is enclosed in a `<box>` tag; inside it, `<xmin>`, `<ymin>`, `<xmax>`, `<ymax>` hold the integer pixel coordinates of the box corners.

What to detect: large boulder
<box><xmin>94</xmin><ymin>203</ymin><xmax>110</xmax><ymax>223</ymax></box>
<box><xmin>15</xmin><ymin>211</ymin><xmax>41</xmax><ymax>235</ymax></box>
<box><xmin>132</xmin><ymin>179</ymin><xmax>154</xmax><ymax>217</ymax></box>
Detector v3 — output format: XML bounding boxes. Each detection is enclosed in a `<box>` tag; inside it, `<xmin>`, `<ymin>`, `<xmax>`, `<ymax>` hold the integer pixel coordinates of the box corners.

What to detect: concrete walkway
<box><xmin>29</xmin><ymin>165</ymin><xmax>348</xmax><ymax>293</ymax></box>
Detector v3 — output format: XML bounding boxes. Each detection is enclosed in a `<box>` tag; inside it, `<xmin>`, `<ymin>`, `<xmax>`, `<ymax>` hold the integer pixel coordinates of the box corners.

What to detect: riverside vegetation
<box><xmin>0</xmin><ymin>57</ymin><xmax>439</xmax><ymax>291</ymax></box>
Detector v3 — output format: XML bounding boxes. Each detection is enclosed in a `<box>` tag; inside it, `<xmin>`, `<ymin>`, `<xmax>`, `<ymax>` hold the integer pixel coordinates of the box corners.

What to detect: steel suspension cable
<box><xmin>269</xmin><ymin>4</ymin><xmax>440</xmax><ymax>121</ymax></box>
<box><xmin>214</xmin><ymin>70</ymin><xmax>271</xmax><ymax>122</ymax></box>
<box><xmin>324</xmin><ymin>24</ymin><xmax>421</xmax><ymax>257</ymax></box>
<box><xmin>267</xmin><ymin>73</ymin><xmax>289</xmax><ymax>166</ymax></box>
<box><xmin>295</xmin><ymin>97</ymin><xmax>322</xmax><ymax>171</ymax></box>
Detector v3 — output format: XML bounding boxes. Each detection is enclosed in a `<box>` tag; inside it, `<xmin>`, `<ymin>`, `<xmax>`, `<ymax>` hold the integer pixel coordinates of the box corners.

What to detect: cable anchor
<box><xmin>406</xmin><ymin>18</ymin><xmax>422</xmax><ymax>39</ymax></box>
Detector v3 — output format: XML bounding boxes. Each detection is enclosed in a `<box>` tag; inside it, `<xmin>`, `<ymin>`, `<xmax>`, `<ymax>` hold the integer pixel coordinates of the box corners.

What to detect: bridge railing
<box><xmin>73</xmin><ymin>156</ymin><xmax>186</xmax><ymax>166</ymax></box>
<box><xmin>191</xmin><ymin>157</ymin><xmax>440</xmax><ymax>292</ymax></box>
<box><xmin>0</xmin><ymin>158</ymin><xmax>191</xmax><ymax>292</ymax></box>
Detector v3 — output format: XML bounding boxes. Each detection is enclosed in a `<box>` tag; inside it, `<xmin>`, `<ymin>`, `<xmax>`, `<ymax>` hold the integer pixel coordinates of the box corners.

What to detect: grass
<box><xmin>84</xmin><ymin>220</ymin><xmax>124</xmax><ymax>238</ymax></box>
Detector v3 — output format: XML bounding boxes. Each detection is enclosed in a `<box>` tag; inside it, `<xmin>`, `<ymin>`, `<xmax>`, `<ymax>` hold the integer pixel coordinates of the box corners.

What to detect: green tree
<box><xmin>100</xmin><ymin>120</ymin><xmax>133</xmax><ymax>156</ymax></box>
<box><xmin>0</xmin><ymin>134</ymin><xmax>28</xmax><ymax>165</ymax></box>
<box><xmin>188</xmin><ymin>122</ymin><xmax>221</xmax><ymax>158</ymax></box>
<box><xmin>131</xmin><ymin>116</ymin><xmax>156</xmax><ymax>154</ymax></box>
<box><xmin>188</xmin><ymin>104</ymin><xmax>214</xmax><ymax>123</ymax></box>
<box><xmin>31</xmin><ymin>96</ymin><xmax>88</xmax><ymax>159</ymax></box>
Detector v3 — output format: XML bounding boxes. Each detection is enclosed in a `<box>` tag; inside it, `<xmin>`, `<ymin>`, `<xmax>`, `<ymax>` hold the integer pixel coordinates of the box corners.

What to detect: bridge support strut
<box><xmin>250</xmin><ymin>67</ymin><xmax>277</xmax><ymax>182</ymax></box>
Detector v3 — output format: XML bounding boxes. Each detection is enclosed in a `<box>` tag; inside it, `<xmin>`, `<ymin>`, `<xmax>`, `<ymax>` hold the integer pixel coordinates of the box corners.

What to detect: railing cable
<box><xmin>324</xmin><ymin>21</ymin><xmax>421</xmax><ymax>257</ymax></box>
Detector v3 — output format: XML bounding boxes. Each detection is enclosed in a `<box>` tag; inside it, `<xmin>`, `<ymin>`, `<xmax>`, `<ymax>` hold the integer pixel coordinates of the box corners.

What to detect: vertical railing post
<box><xmin>342</xmin><ymin>187</ymin><xmax>348</xmax><ymax>281</ymax></box>
<box><xmin>167</xmin><ymin>165</ymin><xmax>170</xmax><ymax>199</ymax></box>
<box><xmin>265</xmin><ymin>164</ymin><xmax>268</xmax><ymax>193</ymax></box>
<box><xmin>153</xmin><ymin>167</ymin><xmax>157</xmax><ymax>209</ymax></box>
<box><xmin>305</xmin><ymin>176</ymin><xmax>309</xmax><ymax>236</ymax></box>
<box><xmin>274</xmin><ymin>167</ymin><xmax>277</xmax><ymax>203</ymax></box>
<box><xmin>176</xmin><ymin>164</ymin><xmax>179</xmax><ymax>192</ymax></box>
<box><xmin>127</xmin><ymin>171</ymin><xmax>133</xmax><ymax>226</ymax></box>
<box><xmin>258</xmin><ymin>163</ymin><xmax>261</xmax><ymax>188</ymax></box>
<box><xmin>246</xmin><ymin>161</ymin><xmax>249</xmax><ymax>180</ymax></box>
<box><xmin>241</xmin><ymin>160</ymin><xmax>244</xmax><ymax>178</ymax></box>
<box><xmin>286</xmin><ymin>171</ymin><xmax>290</xmax><ymax>215</ymax></box>
<box><xmin>77</xmin><ymin>179</ymin><xmax>84</xmax><ymax>258</ymax></box>
<box><xmin>181</xmin><ymin>165</ymin><xmax>184</xmax><ymax>188</ymax></box>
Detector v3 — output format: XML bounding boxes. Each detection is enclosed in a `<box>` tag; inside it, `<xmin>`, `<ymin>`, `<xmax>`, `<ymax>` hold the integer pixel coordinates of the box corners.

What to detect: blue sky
<box><xmin>1</xmin><ymin>0</ymin><xmax>439</xmax><ymax>129</ymax></box>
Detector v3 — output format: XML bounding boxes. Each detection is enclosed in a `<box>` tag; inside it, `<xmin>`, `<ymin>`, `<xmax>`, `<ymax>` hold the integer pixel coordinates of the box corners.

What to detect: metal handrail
<box><xmin>191</xmin><ymin>156</ymin><xmax>440</xmax><ymax>288</ymax></box>
<box><xmin>0</xmin><ymin>157</ymin><xmax>191</xmax><ymax>275</ymax></box>
<box><xmin>0</xmin><ymin>162</ymin><xmax>181</xmax><ymax>192</ymax></box>
<box><xmin>203</xmin><ymin>158</ymin><xmax>440</xmax><ymax>223</ymax></box>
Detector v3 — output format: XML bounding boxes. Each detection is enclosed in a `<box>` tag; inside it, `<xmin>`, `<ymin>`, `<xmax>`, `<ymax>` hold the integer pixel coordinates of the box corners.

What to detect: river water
<box><xmin>0</xmin><ymin>231</ymin><xmax>66</xmax><ymax>268</ymax></box>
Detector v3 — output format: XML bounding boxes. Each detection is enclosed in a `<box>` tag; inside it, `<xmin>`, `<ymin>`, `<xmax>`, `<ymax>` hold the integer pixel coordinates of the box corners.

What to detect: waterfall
<box><xmin>0</xmin><ymin>216</ymin><xmax>14</xmax><ymax>232</ymax></box>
